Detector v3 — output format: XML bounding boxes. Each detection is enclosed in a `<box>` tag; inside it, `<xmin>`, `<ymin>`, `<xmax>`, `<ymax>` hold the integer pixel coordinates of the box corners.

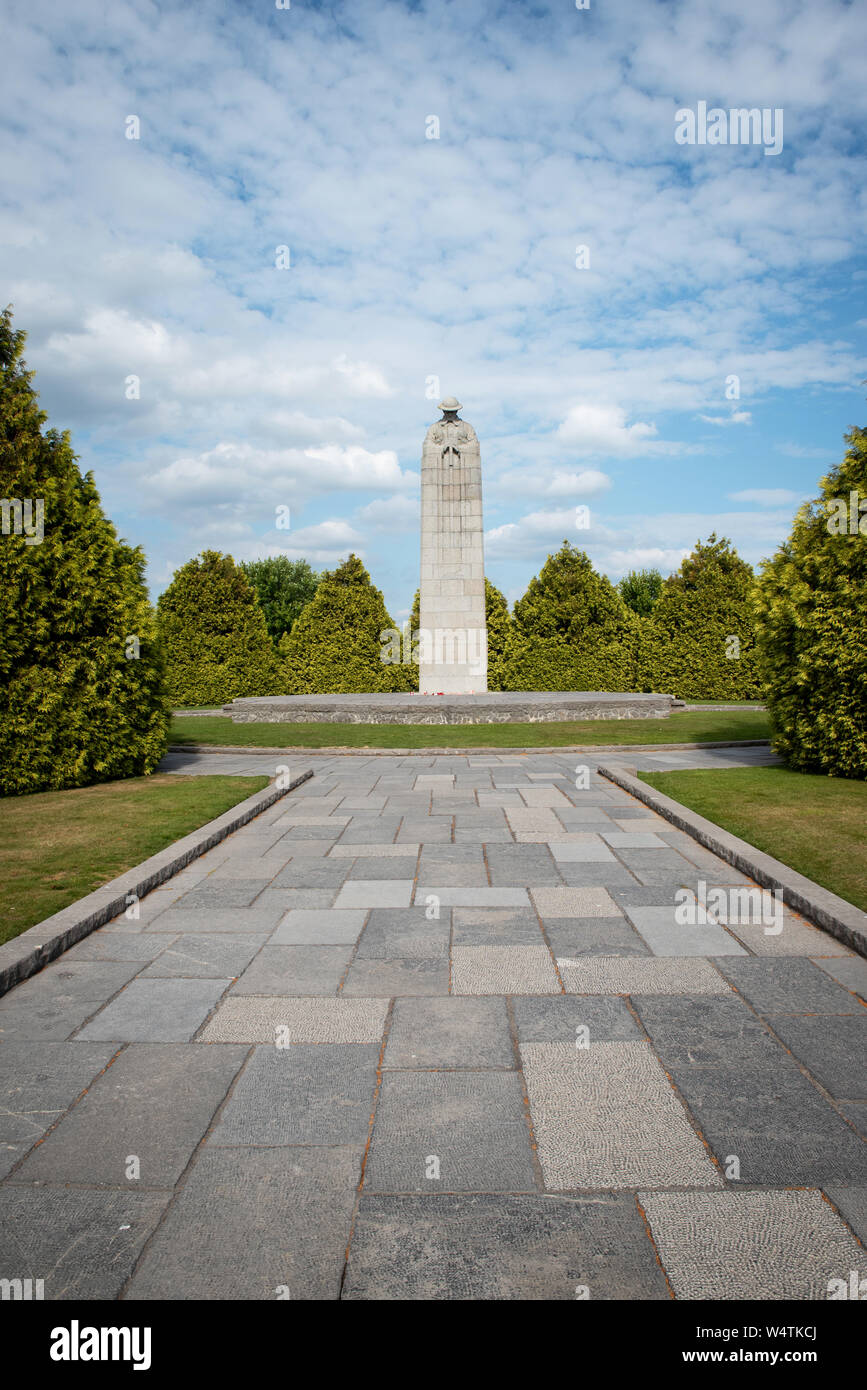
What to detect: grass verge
<box><xmin>168</xmin><ymin>708</ymin><xmax>770</xmax><ymax>749</ymax></box>
<box><xmin>639</xmin><ymin>766</ymin><xmax>867</xmax><ymax>914</ymax></box>
<box><xmin>0</xmin><ymin>774</ymin><xmax>268</xmax><ymax>944</ymax></box>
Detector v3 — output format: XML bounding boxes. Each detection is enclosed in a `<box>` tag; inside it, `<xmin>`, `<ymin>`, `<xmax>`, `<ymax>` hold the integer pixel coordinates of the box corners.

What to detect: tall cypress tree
<box><xmin>0</xmin><ymin>306</ymin><xmax>169</xmax><ymax>795</ymax></box>
<box><xmin>280</xmin><ymin>553</ymin><xmax>413</xmax><ymax>692</ymax></box>
<box><xmin>753</xmin><ymin>430</ymin><xmax>867</xmax><ymax>776</ymax></box>
<box><xmin>500</xmin><ymin>541</ymin><xmax>638</xmax><ymax>691</ymax></box>
<box><xmin>157</xmin><ymin>551</ymin><xmax>282</xmax><ymax>706</ymax></box>
<box><xmin>637</xmin><ymin>534</ymin><xmax>761</xmax><ymax>699</ymax></box>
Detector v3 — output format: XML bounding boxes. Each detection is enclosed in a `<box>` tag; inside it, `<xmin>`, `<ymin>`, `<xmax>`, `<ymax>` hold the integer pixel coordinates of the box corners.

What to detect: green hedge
<box><xmin>157</xmin><ymin>551</ymin><xmax>281</xmax><ymax>706</ymax></box>
<box><xmin>280</xmin><ymin>553</ymin><xmax>414</xmax><ymax>693</ymax></box>
<box><xmin>0</xmin><ymin>307</ymin><xmax>169</xmax><ymax>795</ymax></box>
<box><xmin>635</xmin><ymin>535</ymin><xmax>763</xmax><ymax>700</ymax></box>
<box><xmin>753</xmin><ymin>427</ymin><xmax>867</xmax><ymax>777</ymax></box>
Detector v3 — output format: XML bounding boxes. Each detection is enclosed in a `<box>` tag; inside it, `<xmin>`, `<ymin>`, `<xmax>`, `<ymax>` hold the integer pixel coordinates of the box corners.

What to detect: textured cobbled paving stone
<box><xmin>640</xmin><ymin>1190</ymin><xmax>864</xmax><ymax>1300</ymax></box>
<box><xmin>3</xmin><ymin>749</ymin><xmax>864</xmax><ymax>1300</ymax></box>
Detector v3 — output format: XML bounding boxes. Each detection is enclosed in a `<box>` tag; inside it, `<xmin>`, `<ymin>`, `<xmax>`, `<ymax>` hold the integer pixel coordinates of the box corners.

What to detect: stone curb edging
<box><xmin>166</xmin><ymin>738</ymin><xmax>773</xmax><ymax>758</ymax></box>
<box><xmin>598</xmin><ymin>763</ymin><xmax>867</xmax><ymax>960</ymax></box>
<box><xmin>0</xmin><ymin>770</ymin><xmax>314</xmax><ymax>999</ymax></box>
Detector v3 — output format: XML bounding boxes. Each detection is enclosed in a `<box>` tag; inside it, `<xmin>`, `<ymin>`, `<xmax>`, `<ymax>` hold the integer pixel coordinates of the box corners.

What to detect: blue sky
<box><xmin>2</xmin><ymin>0</ymin><xmax>865</xmax><ymax>619</ymax></box>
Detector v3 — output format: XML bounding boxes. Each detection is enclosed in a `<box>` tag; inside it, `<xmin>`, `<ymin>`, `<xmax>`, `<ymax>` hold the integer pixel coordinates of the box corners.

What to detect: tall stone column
<box><xmin>419</xmin><ymin>397</ymin><xmax>487</xmax><ymax>693</ymax></box>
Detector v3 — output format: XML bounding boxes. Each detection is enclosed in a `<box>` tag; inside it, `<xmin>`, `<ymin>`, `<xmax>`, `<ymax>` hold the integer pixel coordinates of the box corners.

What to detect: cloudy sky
<box><xmin>3</xmin><ymin>0</ymin><xmax>865</xmax><ymax>618</ymax></box>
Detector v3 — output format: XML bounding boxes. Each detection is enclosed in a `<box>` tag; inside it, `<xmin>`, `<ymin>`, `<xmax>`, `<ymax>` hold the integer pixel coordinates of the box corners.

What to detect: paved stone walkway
<box><xmin>1</xmin><ymin>752</ymin><xmax>865</xmax><ymax>1300</ymax></box>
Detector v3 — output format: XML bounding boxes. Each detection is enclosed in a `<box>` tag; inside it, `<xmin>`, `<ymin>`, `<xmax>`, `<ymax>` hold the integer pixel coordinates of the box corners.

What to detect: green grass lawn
<box><xmin>0</xmin><ymin>774</ymin><xmax>268</xmax><ymax>944</ymax></box>
<box><xmin>168</xmin><ymin>708</ymin><xmax>770</xmax><ymax>749</ymax></box>
<box><xmin>639</xmin><ymin>766</ymin><xmax>867</xmax><ymax>913</ymax></box>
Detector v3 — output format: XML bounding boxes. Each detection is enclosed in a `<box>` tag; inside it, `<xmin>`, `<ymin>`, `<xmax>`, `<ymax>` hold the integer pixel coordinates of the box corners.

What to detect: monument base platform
<box><xmin>223</xmin><ymin>691</ymin><xmax>676</xmax><ymax>726</ymax></box>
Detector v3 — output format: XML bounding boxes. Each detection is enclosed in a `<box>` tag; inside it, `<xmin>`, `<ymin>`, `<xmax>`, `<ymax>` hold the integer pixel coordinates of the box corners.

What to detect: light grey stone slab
<box><xmin>364</xmin><ymin>1071</ymin><xmax>536</xmax><ymax>1192</ymax></box>
<box><xmin>451</xmin><ymin>944</ymin><xmax>561</xmax><ymax>995</ymax></box>
<box><xmin>355</xmin><ymin>908</ymin><xmax>450</xmax><ymax>960</ymax></box>
<box><xmin>11</xmin><ymin>1042</ymin><xmax>247</xmax><ymax>1187</ymax></box>
<box><xmin>723</xmin><ymin>914</ymin><xmax>854</xmax><ymax>957</ymax></box>
<box><xmin>622</xmin><ymin>905</ymin><xmax>747</xmax><ymax>957</ymax></box>
<box><xmin>0</xmin><ymin>961</ymin><xmax>143</xmax><ymax>1040</ymax></box>
<box><xmin>143</xmin><ymin>904</ymin><xmax>284</xmax><ymax>934</ymax></box>
<box><xmin>812</xmin><ymin>955</ymin><xmax>867</xmax><ymax>1001</ymax></box>
<box><xmin>138</xmin><ymin>933</ymin><xmax>266</xmax><ymax>978</ymax></box>
<box><xmin>0</xmin><ymin>1187</ymin><xmax>171</xmax><ymax>1300</ymax></box>
<box><xmin>229</xmin><ymin>945</ymin><xmax>352</xmax><ymax>996</ymax></box>
<box><xmin>521</xmin><ymin>1040</ymin><xmax>721</xmax><ymax>1189</ymax></box>
<box><xmin>558</xmin><ymin>956</ymin><xmax>731</xmax><ymax>995</ymax></box>
<box><xmin>549</xmin><ymin>841</ymin><xmax>617</xmax><ymax>863</ymax></box>
<box><xmin>209</xmin><ymin>1045</ymin><xmax>379</xmax><ymax>1145</ymax></box>
<box><xmin>342</xmin><ymin>1193</ymin><xmax>669</xmax><ymax>1300</ymax></box>
<box><xmin>125</xmin><ymin>1146</ymin><xmax>362</xmax><ymax>1300</ymax></box>
<box><xmin>413</xmin><ymin>887</ymin><xmax>530</xmax><ymax>908</ymax></box>
<box><xmin>63</xmin><ymin>933</ymin><xmax>175</xmax><ymax>963</ymax></box>
<box><xmin>0</xmin><ymin>1040</ymin><xmax>118</xmax><ymax>1179</ymax></box>
<box><xmin>531</xmin><ymin>887</ymin><xmax>621</xmax><ymax>919</ymax></box>
<box><xmin>451</xmin><ymin>906</ymin><xmax>543</xmax><ymax>947</ymax></box>
<box><xmin>333</xmin><ymin>880</ymin><xmax>415</xmax><ymax>909</ymax></box>
<box><xmin>641</xmin><ymin>1189</ymin><xmax>863</xmax><ymax>1300</ymax></box>
<box><xmin>328</xmin><ymin>844</ymin><xmax>421</xmax><ymax>858</ymax></box>
<box><xmin>383</xmin><ymin>997</ymin><xmax>513</xmax><ymax>1068</ymax></box>
<box><xmin>271</xmin><ymin>910</ymin><xmax>368</xmax><ymax>945</ymax></box>
<box><xmin>172</xmin><ymin>880</ymin><xmax>271</xmax><ymax>910</ymax></box>
<box><xmin>75</xmin><ymin>978</ymin><xmax>231</xmax><ymax>1042</ymax></box>
<box><xmin>198</xmin><ymin>995</ymin><xmax>388</xmax><ymax>1044</ymax></box>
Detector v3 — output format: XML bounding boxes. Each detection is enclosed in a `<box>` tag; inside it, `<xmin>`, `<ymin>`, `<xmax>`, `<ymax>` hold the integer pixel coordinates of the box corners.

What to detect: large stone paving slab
<box><xmin>0</xmin><ymin>1040</ymin><xmax>118</xmax><ymax>1179</ymax></box>
<box><xmin>0</xmin><ymin>1186</ymin><xmax>171</xmax><ymax>1299</ymax></box>
<box><xmin>0</xmin><ymin>961</ymin><xmax>143</xmax><ymax>1040</ymax></box>
<box><xmin>342</xmin><ymin>1194</ymin><xmax>669</xmax><ymax>1300</ymax></box>
<box><xmin>209</xmin><ymin>1045</ymin><xmax>380</xmax><ymax>1146</ymax></box>
<box><xmin>384</xmin><ymin>997</ymin><xmax>513</xmax><ymax>1068</ymax></box>
<box><xmin>641</xmin><ymin>1189</ymin><xmax>864</xmax><ymax>1300</ymax></box>
<box><xmin>11</xmin><ymin>1043</ymin><xmax>247</xmax><ymax>1187</ymax></box>
<box><xmin>364</xmin><ymin>1071</ymin><xmax>536</xmax><ymax>1192</ymax></box>
<box><xmin>125</xmin><ymin>1146</ymin><xmax>362</xmax><ymax>1300</ymax></box>
<box><xmin>75</xmin><ymin>977</ymin><xmax>232</xmax><ymax>1042</ymax></box>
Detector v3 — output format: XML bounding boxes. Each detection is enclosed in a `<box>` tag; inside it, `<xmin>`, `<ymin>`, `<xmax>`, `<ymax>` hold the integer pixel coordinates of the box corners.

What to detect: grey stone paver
<box><xmin>0</xmin><ymin>1187</ymin><xmax>172</xmax><ymax>1300</ymax></box>
<box><xmin>125</xmin><ymin>1147</ymin><xmax>362</xmax><ymax>1300</ymax></box>
<box><xmin>364</xmin><ymin>1071</ymin><xmax>536</xmax><ymax>1192</ymax></box>
<box><xmin>383</xmin><ymin>997</ymin><xmax>513</xmax><ymax>1068</ymax></box>
<box><xmin>209</xmin><ymin>1045</ymin><xmax>380</xmax><ymax>1146</ymax></box>
<box><xmin>75</xmin><ymin>977</ymin><xmax>232</xmax><ymax>1042</ymax></box>
<box><xmin>3</xmin><ymin>748</ymin><xmax>864</xmax><ymax>1301</ymax></box>
<box><xmin>342</xmin><ymin>1193</ymin><xmax>669</xmax><ymax>1300</ymax></box>
<box><xmin>229</xmin><ymin>944</ymin><xmax>352</xmax><ymax>995</ymax></box>
<box><xmin>0</xmin><ymin>1041</ymin><xmax>118</xmax><ymax>1179</ymax></box>
<box><xmin>11</xmin><ymin>1043</ymin><xmax>247</xmax><ymax>1187</ymax></box>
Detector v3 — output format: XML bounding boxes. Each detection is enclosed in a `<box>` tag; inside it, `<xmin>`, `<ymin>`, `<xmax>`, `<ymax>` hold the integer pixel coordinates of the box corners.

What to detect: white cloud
<box><xmin>699</xmin><ymin>411</ymin><xmax>753</xmax><ymax>426</ymax></box>
<box><xmin>556</xmin><ymin>404</ymin><xmax>660</xmax><ymax>456</ymax></box>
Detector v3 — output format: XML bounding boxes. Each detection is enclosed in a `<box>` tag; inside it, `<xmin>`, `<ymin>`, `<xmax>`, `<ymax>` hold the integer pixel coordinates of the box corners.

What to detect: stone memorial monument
<box><xmin>419</xmin><ymin>396</ymin><xmax>487</xmax><ymax>693</ymax></box>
